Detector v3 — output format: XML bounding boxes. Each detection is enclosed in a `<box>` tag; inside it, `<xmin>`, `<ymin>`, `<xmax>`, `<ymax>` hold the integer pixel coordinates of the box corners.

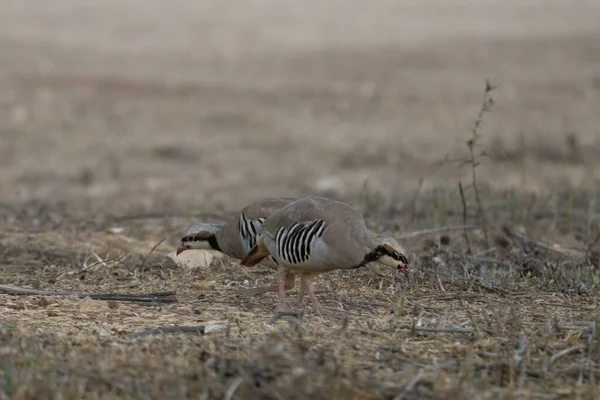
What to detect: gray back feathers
<box><xmin>219</xmin><ymin>197</ymin><xmax>297</xmax><ymax>259</ymax></box>
<box><xmin>260</xmin><ymin>197</ymin><xmax>374</xmax><ymax>269</ymax></box>
<box><xmin>261</xmin><ymin>197</ymin><xmax>366</xmax><ymax>234</ymax></box>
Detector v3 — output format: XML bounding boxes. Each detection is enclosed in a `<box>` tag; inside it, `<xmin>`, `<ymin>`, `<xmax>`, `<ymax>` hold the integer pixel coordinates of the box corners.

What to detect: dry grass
<box><xmin>2</xmin><ymin>192</ymin><xmax>600</xmax><ymax>399</ymax></box>
<box><xmin>2</xmin><ymin>1</ymin><xmax>600</xmax><ymax>398</ymax></box>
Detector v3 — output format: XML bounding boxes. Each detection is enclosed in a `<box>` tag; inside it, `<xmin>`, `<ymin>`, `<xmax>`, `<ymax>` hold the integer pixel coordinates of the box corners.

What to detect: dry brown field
<box><xmin>2</xmin><ymin>1</ymin><xmax>600</xmax><ymax>398</ymax></box>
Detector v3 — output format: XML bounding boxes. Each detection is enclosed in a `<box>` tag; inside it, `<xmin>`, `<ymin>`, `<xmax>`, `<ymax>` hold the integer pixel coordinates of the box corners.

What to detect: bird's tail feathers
<box><xmin>240</xmin><ymin>236</ymin><xmax>271</xmax><ymax>267</ymax></box>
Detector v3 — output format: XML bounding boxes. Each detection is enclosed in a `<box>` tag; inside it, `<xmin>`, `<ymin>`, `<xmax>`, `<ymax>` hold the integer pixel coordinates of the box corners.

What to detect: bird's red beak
<box><xmin>400</xmin><ymin>264</ymin><xmax>410</xmax><ymax>279</ymax></box>
<box><xmin>176</xmin><ymin>245</ymin><xmax>187</xmax><ymax>256</ymax></box>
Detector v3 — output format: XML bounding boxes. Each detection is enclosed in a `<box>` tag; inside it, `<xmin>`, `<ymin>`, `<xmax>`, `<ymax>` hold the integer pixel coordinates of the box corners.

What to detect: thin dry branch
<box><xmin>549</xmin><ymin>345</ymin><xmax>586</xmax><ymax>366</ymax></box>
<box><xmin>504</xmin><ymin>226</ymin><xmax>584</xmax><ymax>257</ymax></box>
<box><xmin>397</xmin><ymin>225</ymin><xmax>479</xmax><ymax>240</ymax></box>
<box><xmin>0</xmin><ymin>284</ymin><xmax>178</xmax><ymax>303</ymax></box>
<box><xmin>79</xmin><ymin>253</ymin><xmax>130</xmax><ymax>274</ymax></box>
<box><xmin>469</xmin><ymin>276</ymin><xmax>509</xmax><ymax>295</ymax></box>
<box><xmin>464</xmin><ymin>79</ymin><xmax>496</xmax><ymax>250</ymax></box>
<box><xmin>0</xmin><ymin>284</ymin><xmax>70</xmax><ymax>296</ymax></box>
<box><xmin>131</xmin><ymin>324</ymin><xmax>226</xmax><ymax>338</ymax></box>
<box><xmin>224</xmin><ymin>377</ymin><xmax>244</xmax><ymax>400</ymax></box>
<box><xmin>458</xmin><ymin>181</ymin><xmax>472</xmax><ymax>254</ymax></box>
<box><xmin>85</xmin><ymin>292</ymin><xmax>178</xmax><ymax>303</ymax></box>
<box><xmin>396</xmin><ymin>324</ymin><xmax>474</xmax><ymax>334</ymax></box>
<box><xmin>138</xmin><ymin>238</ymin><xmax>166</xmax><ymax>269</ymax></box>
<box><xmin>394</xmin><ymin>369</ymin><xmax>425</xmax><ymax>400</ymax></box>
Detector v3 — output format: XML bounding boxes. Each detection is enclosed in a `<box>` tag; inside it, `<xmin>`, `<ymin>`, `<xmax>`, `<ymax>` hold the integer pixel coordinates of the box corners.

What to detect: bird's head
<box><xmin>176</xmin><ymin>223</ymin><xmax>223</xmax><ymax>255</ymax></box>
<box><xmin>371</xmin><ymin>236</ymin><xmax>410</xmax><ymax>279</ymax></box>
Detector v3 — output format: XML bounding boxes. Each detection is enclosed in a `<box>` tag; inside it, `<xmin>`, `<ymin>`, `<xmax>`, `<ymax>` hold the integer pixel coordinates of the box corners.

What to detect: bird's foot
<box><xmin>268</xmin><ymin>309</ymin><xmax>302</xmax><ymax>324</ymax></box>
<box><xmin>267</xmin><ymin>301</ymin><xmax>303</xmax><ymax>323</ymax></box>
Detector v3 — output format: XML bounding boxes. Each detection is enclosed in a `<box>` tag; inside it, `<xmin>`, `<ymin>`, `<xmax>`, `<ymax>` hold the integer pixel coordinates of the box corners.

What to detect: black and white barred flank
<box><xmin>239</xmin><ymin>213</ymin><xmax>265</xmax><ymax>250</ymax></box>
<box><xmin>275</xmin><ymin>220</ymin><xmax>325</xmax><ymax>265</ymax></box>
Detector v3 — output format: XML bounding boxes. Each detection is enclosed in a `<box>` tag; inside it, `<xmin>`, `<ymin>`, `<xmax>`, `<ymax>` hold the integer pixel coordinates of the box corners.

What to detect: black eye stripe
<box><xmin>180</xmin><ymin>232</ymin><xmax>222</xmax><ymax>252</ymax></box>
<box><xmin>355</xmin><ymin>244</ymin><xmax>408</xmax><ymax>269</ymax></box>
<box><xmin>182</xmin><ymin>233</ymin><xmax>209</xmax><ymax>242</ymax></box>
<box><xmin>377</xmin><ymin>246</ymin><xmax>408</xmax><ymax>262</ymax></box>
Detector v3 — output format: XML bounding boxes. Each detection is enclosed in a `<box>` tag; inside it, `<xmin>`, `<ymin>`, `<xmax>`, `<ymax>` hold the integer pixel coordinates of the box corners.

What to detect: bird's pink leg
<box><xmin>301</xmin><ymin>274</ymin><xmax>322</xmax><ymax>314</ymax></box>
<box><xmin>296</xmin><ymin>279</ymin><xmax>307</xmax><ymax>307</ymax></box>
<box><xmin>275</xmin><ymin>267</ymin><xmax>291</xmax><ymax>312</ymax></box>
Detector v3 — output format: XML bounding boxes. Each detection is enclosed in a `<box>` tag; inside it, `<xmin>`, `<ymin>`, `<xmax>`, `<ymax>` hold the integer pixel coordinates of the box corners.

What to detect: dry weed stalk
<box><xmin>461</xmin><ymin>79</ymin><xmax>497</xmax><ymax>250</ymax></box>
<box><xmin>458</xmin><ymin>181</ymin><xmax>472</xmax><ymax>254</ymax></box>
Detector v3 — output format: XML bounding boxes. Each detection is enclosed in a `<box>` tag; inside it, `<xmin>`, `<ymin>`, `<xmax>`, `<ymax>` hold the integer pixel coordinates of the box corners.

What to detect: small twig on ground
<box><xmin>470</xmin><ymin>276</ymin><xmax>509</xmax><ymax>295</ymax></box>
<box><xmin>0</xmin><ymin>284</ymin><xmax>70</xmax><ymax>296</ymax></box>
<box><xmin>79</xmin><ymin>254</ymin><xmax>130</xmax><ymax>274</ymax></box>
<box><xmin>394</xmin><ymin>369</ymin><xmax>425</xmax><ymax>400</ymax></box>
<box><xmin>458</xmin><ymin>181</ymin><xmax>472</xmax><ymax>254</ymax></box>
<box><xmin>397</xmin><ymin>225</ymin><xmax>479</xmax><ymax>240</ymax></box>
<box><xmin>0</xmin><ymin>284</ymin><xmax>178</xmax><ymax>303</ymax></box>
<box><xmin>224</xmin><ymin>377</ymin><xmax>244</xmax><ymax>400</ymax></box>
<box><xmin>84</xmin><ymin>292</ymin><xmax>178</xmax><ymax>303</ymax></box>
<box><xmin>504</xmin><ymin>226</ymin><xmax>583</xmax><ymax>257</ymax></box>
<box><xmin>112</xmin><ymin>282</ymin><xmax>142</xmax><ymax>289</ymax></box>
<box><xmin>549</xmin><ymin>345</ymin><xmax>586</xmax><ymax>366</ymax></box>
<box><xmin>131</xmin><ymin>324</ymin><xmax>226</xmax><ymax>338</ymax></box>
<box><xmin>436</xmin><ymin>273</ymin><xmax>446</xmax><ymax>292</ymax></box>
<box><xmin>475</xmin><ymin>247</ymin><xmax>496</xmax><ymax>257</ymax></box>
<box><xmin>138</xmin><ymin>238</ymin><xmax>166</xmax><ymax>269</ymax></box>
<box><xmin>395</xmin><ymin>325</ymin><xmax>474</xmax><ymax>334</ymax></box>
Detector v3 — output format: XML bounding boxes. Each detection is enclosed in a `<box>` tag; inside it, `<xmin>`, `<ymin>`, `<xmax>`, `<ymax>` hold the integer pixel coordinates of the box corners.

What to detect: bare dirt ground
<box><xmin>2</xmin><ymin>1</ymin><xmax>600</xmax><ymax>398</ymax></box>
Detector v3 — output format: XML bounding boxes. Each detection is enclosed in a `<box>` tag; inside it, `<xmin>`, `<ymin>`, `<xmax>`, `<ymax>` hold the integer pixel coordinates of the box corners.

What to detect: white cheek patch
<box><xmin>191</xmin><ymin>241</ymin><xmax>213</xmax><ymax>250</ymax></box>
<box><xmin>378</xmin><ymin>255</ymin><xmax>400</xmax><ymax>268</ymax></box>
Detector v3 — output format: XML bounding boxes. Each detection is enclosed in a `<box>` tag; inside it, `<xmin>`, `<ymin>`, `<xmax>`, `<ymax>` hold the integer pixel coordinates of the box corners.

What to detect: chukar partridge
<box><xmin>240</xmin><ymin>196</ymin><xmax>409</xmax><ymax>315</ymax></box>
<box><xmin>176</xmin><ymin>197</ymin><xmax>298</xmax><ymax>295</ymax></box>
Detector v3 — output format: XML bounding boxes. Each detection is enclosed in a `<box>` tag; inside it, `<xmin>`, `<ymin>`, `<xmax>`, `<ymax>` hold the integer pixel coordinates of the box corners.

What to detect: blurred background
<box><xmin>1</xmin><ymin>0</ymin><xmax>599</xmax><ymax>216</ymax></box>
<box><xmin>3</xmin><ymin>3</ymin><xmax>600</xmax><ymax>396</ymax></box>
